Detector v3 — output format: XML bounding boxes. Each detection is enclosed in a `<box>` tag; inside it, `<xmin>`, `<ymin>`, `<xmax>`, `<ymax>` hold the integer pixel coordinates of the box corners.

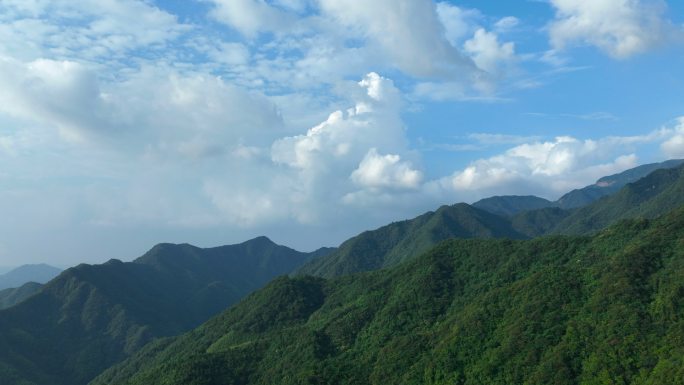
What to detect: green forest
<box><xmin>93</xmin><ymin>207</ymin><xmax>684</xmax><ymax>385</ymax></box>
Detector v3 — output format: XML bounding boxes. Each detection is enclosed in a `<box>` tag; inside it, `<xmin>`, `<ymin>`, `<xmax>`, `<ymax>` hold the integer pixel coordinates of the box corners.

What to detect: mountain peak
<box><xmin>242</xmin><ymin>236</ymin><xmax>276</xmax><ymax>246</ymax></box>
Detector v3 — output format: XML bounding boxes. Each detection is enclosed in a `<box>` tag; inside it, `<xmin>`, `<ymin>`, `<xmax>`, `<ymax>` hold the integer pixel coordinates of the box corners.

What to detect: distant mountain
<box><xmin>552</xmin><ymin>163</ymin><xmax>684</xmax><ymax>235</ymax></box>
<box><xmin>0</xmin><ymin>237</ymin><xmax>321</xmax><ymax>385</ymax></box>
<box><xmin>299</xmin><ymin>162</ymin><xmax>684</xmax><ymax>279</ymax></box>
<box><xmin>0</xmin><ymin>282</ymin><xmax>42</xmax><ymax>310</ymax></box>
<box><xmin>296</xmin><ymin>203</ymin><xmax>526</xmax><ymax>278</ymax></box>
<box><xmin>91</xmin><ymin>206</ymin><xmax>684</xmax><ymax>385</ymax></box>
<box><xmin>555</xmin><ymin>158</ymin><xmax>684</xmax><ymax>209</ymax></box>
<box><xmin>0</xmin><ymin>264</ymin><xmax>62</xmax><ymax>290</ymax></box>
<box><xmin>471</xmin><ymin>159</ymin><xmax>684</xmax><ymax>216</ymax></box>
<box><xmin>472</xmin><ymin>195</ymin><xmax>553</xmax><ymax>216</ymax></box>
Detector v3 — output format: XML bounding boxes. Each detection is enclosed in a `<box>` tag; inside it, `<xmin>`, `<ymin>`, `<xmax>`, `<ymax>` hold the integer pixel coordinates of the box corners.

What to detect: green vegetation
<box><xmin>472</xmin><ymin>195</ymin><xmax>553</xmax><ymax>216</ymax></box>
<box><xmin>0</xmin><ymin>237</ymin><xmax>321</xmax><ymax>385</ymax></box>
<box><xmin>91</xmin><ymin>206</ymin><xmax>684</xmax><ymax>385</ymax></box>
<box><xmin>0</xmin><ymin>282</ymin><xmax>42</xmax><ymax>310</ymax></box>
<box><xmin>555</xmin><ymin>158</ymin><xmax>684</xmax><ymax>209</ymax></box>
<box><xmin>553</xmin><ymin>164</ymin><xmax>684</xmax><ymax>234</ymax></box>
<box><xmin>297</xmin><ymin>203</ymin><xmax>526</xmax><ymax>278</ymax></box>
<box><xmin>302</xmin><ymin>164</ymin><xmax>684</xmax><ymax>278</ymax></box>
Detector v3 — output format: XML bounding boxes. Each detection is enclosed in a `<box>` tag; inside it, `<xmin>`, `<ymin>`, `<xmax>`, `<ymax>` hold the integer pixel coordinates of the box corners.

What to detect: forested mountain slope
<box><xmin>552</xmin><ymin>164</ymin><xmax>684</xmax><ymax>234</ymax></box>
<box><xmin>297</xmin><ymin>203</ymin><xmax>526</xmax><ymax>278</ymax></box>
<box><xmin>0</xmin><ymin>237</ymin><xmax>321</xmax><ymax>385</ymax></box>
<box><xmin>0</xmin><ymin>282</ymin><xmax>42</xmax><ymax>310</ymax></box>
<box><xmin>92</xmin><ymin>206</ymin><xmax>684</xmax><ymax>385</ymax></box>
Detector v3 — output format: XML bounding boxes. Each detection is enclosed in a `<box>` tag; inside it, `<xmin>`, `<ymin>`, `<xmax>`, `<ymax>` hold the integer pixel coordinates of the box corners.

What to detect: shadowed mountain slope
<box><xmin>297</xmin><ymin>203</ymin><xmax>526</xmax><ymax>278</ymax></box>
<box><xmin>92</xmin><ymin>206</ymin><xmax>684</xmax><ymax>385</ymax></box>
<box><xmin>0</xmin><ymin>237</ymin><xmax>321</xmax><ymax>385</ymax></box>
<box><xmin>472</xmin><ymin>195</ymin><xmax>553</xmax><ymax>216</ymax></box>
<box><xmin>0</xmin><ymin>282</ymin><xmax>42</xmax><ymax>310</ymax></box>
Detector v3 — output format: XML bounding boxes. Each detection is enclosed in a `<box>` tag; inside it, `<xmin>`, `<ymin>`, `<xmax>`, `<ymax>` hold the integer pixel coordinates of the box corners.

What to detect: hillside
<box><xmin>0</xmin><ymin>282</ymin><xmax>42</xmax><ymax>310</ymax></box>
<box><xmin>302</xmin><ymin>162</ymin><xmax>684</xmax><ymax>279</ymax></box>
<box><xmin>0</xmin><ymin>237</ymin><xmax>321</xmax><ymax>385</ymax></box>
<box><xmin>91</xmin><ymin>206</ymin><xmax>684</xmax><ymax>385</ymax></box>
<box><xmin>0</xmin><ymin>264</ymin><xmax>62</xmax><ymax>290</ymax></box>
<box><xmin>297</xmin><ymin>203</ymin><xmax>526</xmax><ymax>278</ymax></box>
<box><xmin>472</xmin><ymin>195</ymin><xmax>553</xmax><ymax>216</ymax></box>
<box><xmin>555</xmin><ymin>158</ymin><xmax>684</xmax><ymax>209</ymax></box>
<box><xmin>553</xmin><ymin>164</ymin><xmax>684</xmax><ymax>234</ymax></box>
<box><xmin>472</xmin><ymin>159</ymin><xmax>684</xmax><ymax>217</ymax></box>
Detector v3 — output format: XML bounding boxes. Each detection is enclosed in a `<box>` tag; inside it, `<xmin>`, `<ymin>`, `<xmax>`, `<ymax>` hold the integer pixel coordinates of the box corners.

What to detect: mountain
<box><xmin>0</xmin><ymin>237</ymin><xmax>322</xmax><ymax>385</ymax></box>
<box><xmin>301</xmin><ymin>162</ymin><xmax>684</xmax><ymax>279</ymax></box>
<box><xmin>555</xmin><ymin>158</ymin><xmax>684</xmax><ymax>209</ymax></box>
<box><xmin>91</xmin><ymin>206</ymin><xmax>684</xmax><ymax>385</ymax></box>
<box><xmin>472</xmin><ymin>195</ymin><xmax>553</xmax><ymax>216</ymax></box>
<box><xmin>296</xmin><ymin>203</ymin><xmax>526</xmax><ymax>278</ymax></box>
<box><xmin>471</xmin><ymin>159</ymin><xmax>684</xmax><ymax>217</ymax></box>
<box><xmin>0</xmin><ymin>282</ymin><xmax>42</xmax><ymax>310</ymax></box>
<box><xmin>552</xmin><ymin>164</ymin><xmax>684</xmax><ymax>235</ymax></box>
<box><xmin>0</xmin><ymin>264</ymin><xmax>62</xmax><ymax>290</ymax></box>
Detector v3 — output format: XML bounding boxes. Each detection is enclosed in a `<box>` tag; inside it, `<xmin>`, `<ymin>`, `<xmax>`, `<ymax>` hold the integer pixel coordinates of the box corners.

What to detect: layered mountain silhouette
<box><xmin>297</xmin><ymin>203</ymin><xmax>527</xmax><ymax>278</ymax></box>
<box><xmin>2</xmin><ymin>159</ymin><xmax>684</xmax><ymax>385</ymax></box>
<box><xmin>473</xmin><ymin>159</ymin><xmax>684</xmax><ymax>215</ymax></box>
<box><xmin>91</xmin><ymin>206</ymin><xmax>684</xmax><ymax>385</ymax></box>
<box><xmin>0</xmin><ymin>264</ymin><xmax>62</xmax><ymax>290</ymax></box>
<box><xmin>300</xmin><ymin>162</ymin><xmax>684</xmax><ymax>278</ymax></box>
<box><xmin>0</xmin><ymin>237</ymin><xmax>325</xmax><ymax>385</ymax></box>
<box><xmin>0</xmin><ymin>282</ymin><xmax>43</xmax><ymax>310</ymax></box>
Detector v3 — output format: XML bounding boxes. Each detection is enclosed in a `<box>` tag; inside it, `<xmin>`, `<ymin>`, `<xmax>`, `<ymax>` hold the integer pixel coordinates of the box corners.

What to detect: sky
<box><xmin>0</xmin><ymin>0</ymin><xmax>683</xmax><ymax>266</ymax></box>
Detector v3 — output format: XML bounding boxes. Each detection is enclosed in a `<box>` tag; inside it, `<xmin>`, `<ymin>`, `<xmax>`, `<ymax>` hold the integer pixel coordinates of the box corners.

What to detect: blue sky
<box><xmin>0</xmin><ymin>0</ymin><xmax>683</xmax><ymax>266</ymax></box>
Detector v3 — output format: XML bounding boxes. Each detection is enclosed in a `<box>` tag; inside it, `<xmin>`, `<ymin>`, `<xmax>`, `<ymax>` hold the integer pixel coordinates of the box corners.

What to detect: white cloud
<box><xmin>0</xmin><ymin>57</ymin><xmax>109</xmax><ymax>141</ymax></box>
<box><xmin>0</xmin><ymin>0</ymin><xmax>186</xmax><ymax>61</ymax></box>
<box><xmin>318</xmin><ymin>0</ymin><xmax>477</xmax><ymax>79</ymax></box>
<box><xmin>494</xmin><ymin>16</ymin><xmax>520</xmax><ymax>32</ymax></box>
<box><xmin>207</xmin><ymin>0</ymin><xmax>298</xmax><ymax>37</ymax></box>
<box><xmin>548</xmin><ymin>0</ymin><xmax>670</xmax><ymax>58</ymax></box>
<box><xmin>0</xmin><ymin>57</ymin><xmax>282</xmax><ymax>144</ymax></box>
<box><xmin>468</xmin><ymin>133</ymin><xmax>543</xmax><ymax>145</ymax></box>
<box><xmin>464</xmin><ymin>28</ymin><xmax>516</xmax><ymax>74</ymax></box>
<box><xmin>271</xmin><ymin>73</ymin><xmax>407</xmax><ymax>172</ymax></box>
<box><xmin>351</xmin><ymin>148</ymin><xmax>422</xmax><ymax>190</ymax></box>
<box><xmin>661</xmin><ymin>117</ymin><xmax>684</xmax><ymax>158</ymax></box>
<box><xmin>433</xmin><ymin>136</ymin><xmax>642</xmax><ymax>200</ymax></box>
<box><xmin>435</xmin><ymin>2</ymin><xmax>481</xmax><ymax>46</ymax></box>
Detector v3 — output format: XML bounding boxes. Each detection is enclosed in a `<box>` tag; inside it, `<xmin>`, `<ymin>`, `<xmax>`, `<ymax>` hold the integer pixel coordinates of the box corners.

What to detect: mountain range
<box><xmin>0</xmin><ymin>264</ymin><xmax>62</xmax><ymax>290</ymax></box>
<box><xmin>1</xmin><ymin>159</ymin><xmax>684</xmax><ymax>385</ymax></box>
<box><xmin>0</xmin><ymin>237</ymin><xmax>327</xmax><ymax>385</ymax></box>
<box><xmin>298</xmin><ymin>162</ymin><xmax>684</xmax><ymax>278</ymax></box>
<box><xmin>472</xmin><ymin>158</ymin><xmax>684</xmax><ymax>216</ymax></box>
<box><xmin>91</xmin><ymin>206</ymin><xmax>684</xmax><ymax>385</ymax></box>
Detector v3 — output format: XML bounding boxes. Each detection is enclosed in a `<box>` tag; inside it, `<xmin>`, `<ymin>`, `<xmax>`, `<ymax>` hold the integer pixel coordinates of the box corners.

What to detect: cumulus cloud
<box><xmin>548</xmin><ymin>0</ymin><xmax>670</xmax><ymax>58</ymax></box>
<box><xmin>464</xmin><ymin>28</ymin><xmax>516</xmax><ymax>75</ymax></box>
<box><xmin>432</xmin><ymin>136</ymin><xmax>642</xmax><ymax>200</ymax></box>
<box><xmin>661</xmin><ymin>117</ymin><xmax>684</xmax><ymax>158</ymax></box>
<box><xmin>351</xmin><ymin>148</ymin><xmax>422</xmax><ymax>190</ymax></box>
<box><xmin>0</xmin><ymin>57</ymin><xmax>282</xmax><ymax>144</ymax></box>
<box><xmin>436</xmin><ymin>2</ymin><xmax>481</xmax><ymax>46</ymax></box>
<box><xmin>0</xmin><ymin>57</ymin><xmax>109</xmax><ymax>141</ymax></box>
<box><xmin>271</xmin><ymin>72</ymin><xmax>407</xmax><ymax>172</ymax></box>
<box><xmin>318</xmin><ymin>0</ymin><xmax>477</xmax><ymax>79</ymax></box>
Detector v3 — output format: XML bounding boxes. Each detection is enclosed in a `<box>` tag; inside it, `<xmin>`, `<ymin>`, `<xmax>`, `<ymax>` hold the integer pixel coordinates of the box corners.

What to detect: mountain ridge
<box><xmin>0</xmin><ymin>237</ymin><xmax>324</xmax><ymax>385</ymax></box>
<box><xmin>90</xmin><ymin>205</ymin><xmax>684</xmax><ymax>385</ymax></box>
